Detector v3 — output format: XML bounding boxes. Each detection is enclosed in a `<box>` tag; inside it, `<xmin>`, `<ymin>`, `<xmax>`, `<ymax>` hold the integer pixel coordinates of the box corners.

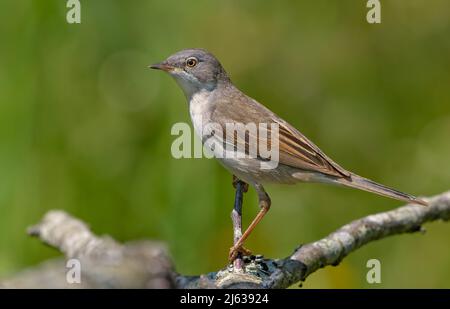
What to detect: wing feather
<box><xmin>209</xmin><ymin>91</ymin><xmax>350</xmax><ymax>178</ymax></box>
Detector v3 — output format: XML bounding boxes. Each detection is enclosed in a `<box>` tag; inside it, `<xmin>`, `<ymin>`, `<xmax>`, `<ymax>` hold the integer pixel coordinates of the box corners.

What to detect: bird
<box><xmin>150</xmin><ymin>48</ymin><xmax>428</xmax><ymax>261</ymax></box>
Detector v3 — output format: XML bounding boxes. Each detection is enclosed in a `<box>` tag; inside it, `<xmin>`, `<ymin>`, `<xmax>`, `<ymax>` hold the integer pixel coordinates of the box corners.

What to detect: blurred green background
<box><xmin>0</xmin><ymin>0</ymin><xmax>449</xmax><ymax>288</ymax></box>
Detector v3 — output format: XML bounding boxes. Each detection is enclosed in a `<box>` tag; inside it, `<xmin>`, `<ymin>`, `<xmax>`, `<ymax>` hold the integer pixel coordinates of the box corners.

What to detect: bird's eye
<box><xmin>186</xmin><ymin>57</ymin><xmax>198</xmax><ymax>68</ymax></box>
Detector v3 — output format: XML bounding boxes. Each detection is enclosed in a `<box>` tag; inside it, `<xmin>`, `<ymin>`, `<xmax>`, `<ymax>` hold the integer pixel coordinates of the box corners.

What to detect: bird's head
<box><xmin>150</xmin><ymin>48</ymin><xmax>230</xmax><ymax>98</ymax></box>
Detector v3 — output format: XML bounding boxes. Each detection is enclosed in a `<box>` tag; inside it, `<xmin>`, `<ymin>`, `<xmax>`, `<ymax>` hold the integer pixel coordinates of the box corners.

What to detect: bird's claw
<box><xmin>229</xmin><ymin>245</ymin><xmax>252</xmax><ymax>261</ymax></box>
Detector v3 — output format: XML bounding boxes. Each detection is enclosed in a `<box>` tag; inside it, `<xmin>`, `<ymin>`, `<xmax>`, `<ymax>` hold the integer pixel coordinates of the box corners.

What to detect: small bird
<box><xmin>150</xmin><ymin>48</ymin><xmax>427</xmax><ymax>261</ymax></box>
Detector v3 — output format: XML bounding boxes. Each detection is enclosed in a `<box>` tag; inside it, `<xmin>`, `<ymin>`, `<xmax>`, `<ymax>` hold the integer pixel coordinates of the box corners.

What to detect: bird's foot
<box><xmin>229</xmin><ymin>244</ymin><xmax>252</xmax><ymax>261</ymax></box>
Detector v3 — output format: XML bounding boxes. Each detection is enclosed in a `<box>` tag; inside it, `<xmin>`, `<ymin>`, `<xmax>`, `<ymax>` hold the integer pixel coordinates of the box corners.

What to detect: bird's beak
<box><xmin>148</xmin><ymin>62</ymin><xmax>173</xmax><ymax>72</ymax></box>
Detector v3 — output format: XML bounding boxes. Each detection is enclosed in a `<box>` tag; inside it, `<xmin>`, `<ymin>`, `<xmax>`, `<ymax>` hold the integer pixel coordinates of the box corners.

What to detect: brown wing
<box><xmin>210</xmin><ymin>90</ymin><xmax>350</xmax><ymax>178</ymax></box>
<box><xmin>276</xmin><ymin>120</ymin><xmax>350</xmax><ymax>178</ymax></box>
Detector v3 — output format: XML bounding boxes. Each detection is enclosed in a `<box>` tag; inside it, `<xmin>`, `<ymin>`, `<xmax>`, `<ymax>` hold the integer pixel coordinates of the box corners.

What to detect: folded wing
<box><xmin>210</xmin><ymin>93</ymin><xmax>350</xmax><ymax>178</ymax></box>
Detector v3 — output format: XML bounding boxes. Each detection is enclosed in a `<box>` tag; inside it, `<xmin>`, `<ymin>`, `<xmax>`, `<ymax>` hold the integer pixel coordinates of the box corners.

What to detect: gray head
<box><xmin>150</xmin><ymin>48</ymin><xmax>230</xmax><ymax>98</ymax></box>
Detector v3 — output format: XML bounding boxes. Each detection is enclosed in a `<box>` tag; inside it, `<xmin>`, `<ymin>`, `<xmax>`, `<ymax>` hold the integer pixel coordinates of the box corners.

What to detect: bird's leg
<box><xmin>231</xmin><ymin>176</ymin><xmax>249</xmax><ymax>269</ymax></box>
<box><xmin>229</xmin><ymin>184</ymin><xmax>271</xmax><ymax>261</ymax></box>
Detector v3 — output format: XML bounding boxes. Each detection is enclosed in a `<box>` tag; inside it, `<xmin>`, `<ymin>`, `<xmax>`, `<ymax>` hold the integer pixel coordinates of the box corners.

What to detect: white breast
<box><xmin>189</xmin><ymin>90</ymin><xmax>214</xmax><ymax>137</ymax></box>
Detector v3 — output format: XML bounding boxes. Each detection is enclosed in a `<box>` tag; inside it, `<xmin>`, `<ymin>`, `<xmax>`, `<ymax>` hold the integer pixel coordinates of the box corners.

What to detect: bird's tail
<box><xmin>335</xmin><ymin>173</ymin><xmax>428</xmax><ymax>206</ymax></box>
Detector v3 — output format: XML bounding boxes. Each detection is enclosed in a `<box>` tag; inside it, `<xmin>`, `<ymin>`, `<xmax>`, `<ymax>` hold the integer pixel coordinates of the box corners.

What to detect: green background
<box><xmin>1</xmin><ymin>0</ymin><xmax>449</xmax><ymax>288</ymax></box>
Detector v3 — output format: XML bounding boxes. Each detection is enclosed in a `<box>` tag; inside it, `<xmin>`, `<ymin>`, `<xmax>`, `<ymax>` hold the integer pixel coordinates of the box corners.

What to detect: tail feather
<box><xmin>336</xmin><ymin>173</ymin><xmax>428</xmax><ymax>206</ymax></box>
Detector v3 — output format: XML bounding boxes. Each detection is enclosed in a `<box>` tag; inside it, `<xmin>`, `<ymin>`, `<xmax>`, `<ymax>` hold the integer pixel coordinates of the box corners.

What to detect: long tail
<box><xmin>335</xmin><ymin>173</ymin><xmax>428</xmax><ymax>206</ymax></box>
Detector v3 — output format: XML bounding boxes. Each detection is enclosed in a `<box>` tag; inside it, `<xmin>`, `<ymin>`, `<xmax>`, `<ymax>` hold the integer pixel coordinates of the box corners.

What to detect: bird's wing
<box><xmin>275</xmin><ymin>119</ymin><xmax>350</xmax><ymax>177</ymax></box>
<box><xmin>210</xmin><ymin>92</ymin><xmax>350</xmax><ymax>178</ymax></box>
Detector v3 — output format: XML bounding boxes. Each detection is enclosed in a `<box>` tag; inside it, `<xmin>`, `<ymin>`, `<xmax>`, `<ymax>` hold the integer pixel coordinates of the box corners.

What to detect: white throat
<box><xmin>171</xmin><ymin>71</ymin><xmax>216</xmax><ymax>100</ymax></box>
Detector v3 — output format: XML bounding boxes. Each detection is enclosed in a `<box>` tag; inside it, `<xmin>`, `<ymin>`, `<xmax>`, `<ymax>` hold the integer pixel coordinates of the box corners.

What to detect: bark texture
<box><xmin>1</xmin><ymin>191</ymin><xmax>449</xmax><ymax>289</ymax></box>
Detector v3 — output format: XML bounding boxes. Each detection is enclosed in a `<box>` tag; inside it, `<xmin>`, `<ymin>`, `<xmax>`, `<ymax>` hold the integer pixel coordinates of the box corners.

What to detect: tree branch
<box><xmin>1</xmin><ymin>191</ymin><xmax>449</xmax><ymax>289</ymax></box>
